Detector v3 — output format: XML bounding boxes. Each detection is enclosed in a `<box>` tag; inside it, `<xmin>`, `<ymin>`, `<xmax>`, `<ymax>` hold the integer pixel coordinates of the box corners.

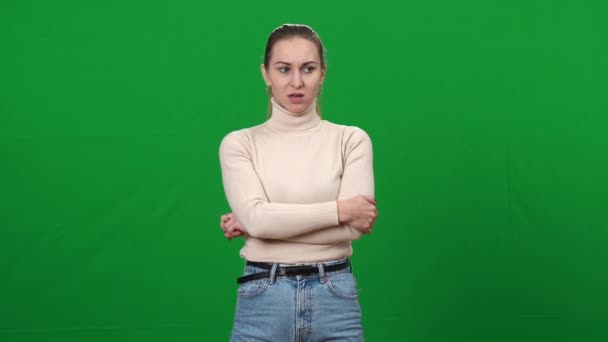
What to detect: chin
<box><xmin>288</xmin><ymin>105</ymin><xmax>306</xmax><ymax>114</ymax></box>
<box><xmin>285</xmin><ymin>101</ymin><xmax>311</xmax><ymax>114</ymax></box>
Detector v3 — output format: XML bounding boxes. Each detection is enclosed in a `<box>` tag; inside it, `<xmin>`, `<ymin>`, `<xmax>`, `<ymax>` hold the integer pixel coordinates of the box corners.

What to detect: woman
<box><xmin>219</xmin><ymin>23</ymin><xmax>378</xmax><ymax>341</ymax></box>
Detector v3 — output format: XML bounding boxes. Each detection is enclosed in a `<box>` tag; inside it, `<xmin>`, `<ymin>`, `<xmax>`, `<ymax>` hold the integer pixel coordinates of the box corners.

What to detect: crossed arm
<box><xmin>218</xmin><ymin>127</ymin><xmax>375</xmax><ymax>244</ymax></box>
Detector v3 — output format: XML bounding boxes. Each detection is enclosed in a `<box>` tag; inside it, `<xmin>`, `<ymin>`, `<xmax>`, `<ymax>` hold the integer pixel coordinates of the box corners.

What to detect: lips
<box><xmin>288</xmin><ymin>93</ymin><xmax>305</xmax><ymax>104</ymax></box>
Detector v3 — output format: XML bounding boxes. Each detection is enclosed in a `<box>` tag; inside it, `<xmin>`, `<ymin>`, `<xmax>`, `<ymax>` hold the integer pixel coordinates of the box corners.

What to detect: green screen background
<box><xmin>1</xmin><ymin>1</ymin><xmax>607</xmax><ymax>341</ymax></box>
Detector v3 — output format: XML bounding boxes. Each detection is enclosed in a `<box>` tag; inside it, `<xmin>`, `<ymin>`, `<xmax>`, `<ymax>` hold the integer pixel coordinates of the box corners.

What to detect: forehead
<box><xmin>270</xmin><ymin>37</ymin><xmax>320</xmax><ymax>64</ymax></box>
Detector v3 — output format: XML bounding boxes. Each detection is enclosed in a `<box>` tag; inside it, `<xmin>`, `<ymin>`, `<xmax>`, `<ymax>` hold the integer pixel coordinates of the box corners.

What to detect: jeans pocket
<box><xmin>326</xmin><ymin>272</ymin><xmax>359</xmax><ymax>300</ymax></box>
<box><xmin>237</xmin><ymin>277</ymin><xmax>270</xmax><ymax>298</ymax></box>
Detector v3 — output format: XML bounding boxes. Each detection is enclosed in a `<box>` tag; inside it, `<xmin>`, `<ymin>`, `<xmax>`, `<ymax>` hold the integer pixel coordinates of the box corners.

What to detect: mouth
<box><xmin>287</xmin><ymin>93</ymin><xmax>305</xmax><ymax>104</ymax></box>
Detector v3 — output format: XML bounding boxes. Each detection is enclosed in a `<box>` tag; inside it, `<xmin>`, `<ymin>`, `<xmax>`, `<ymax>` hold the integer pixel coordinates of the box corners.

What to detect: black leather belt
<box><xmin>237</xmin><ymin>259</ymin><xmax>350</xmax><ymax>284</ymax></box>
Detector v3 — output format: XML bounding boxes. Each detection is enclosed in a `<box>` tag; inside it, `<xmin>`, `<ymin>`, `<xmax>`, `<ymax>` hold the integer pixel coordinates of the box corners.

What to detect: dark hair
<box><xmin>264</xmin><ymin>24</ymin><xmax>326</xmax><ymax>118</ymax></box>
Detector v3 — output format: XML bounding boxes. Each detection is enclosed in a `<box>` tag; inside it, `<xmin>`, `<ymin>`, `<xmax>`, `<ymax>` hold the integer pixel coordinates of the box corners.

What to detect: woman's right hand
<box><xmin>337</xmin><ymin>195</ymin><xmax>378</xmax><ymax>234</ymax></box>
<box><xmin>220</xmin><ymin>213</ymin><xmax>247</xmax><ymax>239</ymax></box>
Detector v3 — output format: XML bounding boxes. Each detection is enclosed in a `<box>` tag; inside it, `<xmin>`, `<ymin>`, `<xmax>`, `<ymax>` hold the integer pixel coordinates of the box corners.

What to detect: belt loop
<box><xmin>317</xmin><ymin>263</ymin><xmax>326</xmax><ymax>284</ymax></box>
<box><xmin>348</xmin><ymin>258</ymin><xmax>353</xmax><ymax>273</ymax></box>
<box><xmin>268</xmin><ymin>263</ymin><xmax>278</xmax><ymax>285</ymax></box>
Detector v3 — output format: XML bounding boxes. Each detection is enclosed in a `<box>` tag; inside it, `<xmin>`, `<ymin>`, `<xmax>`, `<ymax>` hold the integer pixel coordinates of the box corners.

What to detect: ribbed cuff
<box><xmin>309</xmin><ymin>201</ymin><xmax>340</xmax><ymax>228</ymax></box>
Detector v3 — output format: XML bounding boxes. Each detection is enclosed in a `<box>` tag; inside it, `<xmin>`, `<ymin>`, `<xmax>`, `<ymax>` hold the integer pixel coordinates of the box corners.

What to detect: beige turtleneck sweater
<box><xmin>219</xmin><ymin>97</ymin><xmax>374</xmax><ymax>263</ymax></box>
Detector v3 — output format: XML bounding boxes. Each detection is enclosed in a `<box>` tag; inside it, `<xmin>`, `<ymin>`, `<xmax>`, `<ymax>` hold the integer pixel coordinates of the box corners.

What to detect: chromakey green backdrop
<box><xmin>1</xmin><ymin>1</ymin><xmax>607</xmax><ymax>341</ymax></box>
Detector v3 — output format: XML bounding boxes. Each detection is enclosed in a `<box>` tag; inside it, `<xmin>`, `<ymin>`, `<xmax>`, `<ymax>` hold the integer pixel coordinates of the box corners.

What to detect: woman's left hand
<box><xmin>220</xmin><ymin>213</ymin><xmax>247</xmax><ymax>239</ymax></box>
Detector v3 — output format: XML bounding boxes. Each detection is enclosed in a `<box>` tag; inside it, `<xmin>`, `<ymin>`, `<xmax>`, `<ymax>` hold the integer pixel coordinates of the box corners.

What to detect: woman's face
<box><xmin>261</xmin><ymin>37</ymin><xmax>326</xmax><ymax>114</ymax></box>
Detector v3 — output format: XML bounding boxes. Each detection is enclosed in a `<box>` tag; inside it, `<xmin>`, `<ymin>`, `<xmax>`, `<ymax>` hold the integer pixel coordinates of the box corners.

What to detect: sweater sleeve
<box><xmin>278</xmin><ymin>127</ymin><xmax>375</xmax><ymax>244</ymax></box>
<box><xmin>219</xmin><ymin>130</ymin><xmax>340</xmax><ymax>239</ymax></box>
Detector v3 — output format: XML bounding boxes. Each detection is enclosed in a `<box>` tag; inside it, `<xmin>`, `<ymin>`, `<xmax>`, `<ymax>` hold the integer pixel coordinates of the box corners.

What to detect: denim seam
<box><xmin>236</xmin><ymin>279</ymin><xmax>270</xmax><ymax>298</ymax></box>
<box><xmin>326</xmin><ymin>274</ymin><xmax>359</xmax><ymax>300</ymax></box>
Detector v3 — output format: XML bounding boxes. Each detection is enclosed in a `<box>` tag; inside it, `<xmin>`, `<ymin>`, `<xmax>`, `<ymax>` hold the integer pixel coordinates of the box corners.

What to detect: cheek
<box><xmin>270</xmin><ymin>85</ymin><xmax>285</xmax><ymax>95</ymax></box>
<box><xmin>270</xmin><ymin>76</ymin><xmax>287</xmax><ymax>88</ymax></box>
<box><xmin>309</xmin><ymin>76</ymin><xmax>323</xmax><ymax>89</ymax></box>
<box><xmin>310</xmin><ymin>72</ymin><xmax>323</xmax><ymax>83</ymax></box>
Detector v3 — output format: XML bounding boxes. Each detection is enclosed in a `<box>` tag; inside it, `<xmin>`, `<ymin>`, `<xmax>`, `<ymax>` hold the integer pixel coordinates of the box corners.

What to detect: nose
<box><xmin>291</xmin><ymin>71</ymin><xmax>303</xmax><ymax>88</ymax></box>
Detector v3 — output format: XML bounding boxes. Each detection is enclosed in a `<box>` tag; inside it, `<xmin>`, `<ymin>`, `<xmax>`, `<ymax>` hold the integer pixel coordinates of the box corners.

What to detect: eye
<box><xmin>303</xmin><ymin>66</ymin><xmax>316</xmax><ymax>73</ymax></box>
<box><xmin>278</xmin><ymin>66</ymin><xmax>290</xmax><ymax>73</ymax></box>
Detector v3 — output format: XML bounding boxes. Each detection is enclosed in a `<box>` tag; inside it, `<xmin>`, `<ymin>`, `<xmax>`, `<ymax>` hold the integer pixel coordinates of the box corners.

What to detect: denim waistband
<box><xmin>240</xmin><ymin>258</ymin><xmax>352</xmax><ymax>284</ymax></box>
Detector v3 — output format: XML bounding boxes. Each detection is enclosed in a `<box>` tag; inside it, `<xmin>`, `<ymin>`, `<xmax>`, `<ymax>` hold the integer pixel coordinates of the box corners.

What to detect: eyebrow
<box><xmin>274</xmin><ymin>61</ymin><xmax>317</xmax><ymax>65</ymax></box>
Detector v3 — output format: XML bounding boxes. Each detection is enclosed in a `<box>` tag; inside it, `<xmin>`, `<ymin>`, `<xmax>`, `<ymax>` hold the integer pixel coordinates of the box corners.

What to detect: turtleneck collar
<box><xmin>266</xmin><ymin>97</ymin><xmax>321</xmax><ymax>132</ymax></box>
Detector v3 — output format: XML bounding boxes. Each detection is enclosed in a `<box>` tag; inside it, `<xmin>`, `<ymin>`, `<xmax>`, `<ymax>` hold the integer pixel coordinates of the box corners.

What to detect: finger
<box><xmin>364</xmin><ymin>195</ymin><xmax>377</xmax><ymax>204</ymax></box>
<box><xmin>225</xmin><ymin>229</ymin><xmax>242</xmax><ymax>238</ymax></box>
<box><xmin>226</xmin><ymin>213</ymin><xmax>236</xmax><ymax>223</ymax></box>
<box><xmin>221</xmin><ymin>219</ymin><xmax>231</xmax><ymax>231</ymax></box>
<box><xmin>228</xmin><ymin>218</ymin><xmax>245</xmax><ymax>232</ymax></box>
<box><xmin>224</xmin><ymin>222</ymin><xmax>234</xmax><ymax>233</ymax></box>
<box><xmin>228</xmin><ymin>230</ymin><xmax>243</xmax><ymax>239</ymax></box>
<box><xmin>232</xmin><ymin>220</ymin><xmax>243</xmax><ymax>231</ymax></box>
<box><xmin>226</xmin><ymin>220</ymin><xmax>240</xmax><ymax>233</ymax></box>
<box><xmin>227</xmin><ymin>216</ymin><xmax>243</xmax><ymax>230</ymax></box>
<box><xmin>222</xmin><ymin>217</ymin><xmax>235</xmax><ymax>231</ymax></box>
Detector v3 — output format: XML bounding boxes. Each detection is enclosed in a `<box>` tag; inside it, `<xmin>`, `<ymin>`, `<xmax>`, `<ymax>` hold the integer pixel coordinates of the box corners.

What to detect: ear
<box><xmin>260</xmin><ymin>63</ymin><xmax>271</xmax><ymax>86</ymax></box>
<box><xmin>319</xmin><ymin>65</ymin><xmax>327</xmax><ymax>85</ymax></box>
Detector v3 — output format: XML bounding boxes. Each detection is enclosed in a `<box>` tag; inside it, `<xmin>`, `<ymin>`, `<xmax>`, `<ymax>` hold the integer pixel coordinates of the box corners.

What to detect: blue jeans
<box><xmin>230</xmin><ymin>258</ymin><xmax>364</xmax><ymax>341</ymax></box>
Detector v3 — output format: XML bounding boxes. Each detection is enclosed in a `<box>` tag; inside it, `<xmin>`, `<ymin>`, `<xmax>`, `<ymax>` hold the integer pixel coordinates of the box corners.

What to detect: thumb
<box><xmin>363</xmin><ymin>195</ymin><xmax>376</xmax><ymax>205</ymax></box>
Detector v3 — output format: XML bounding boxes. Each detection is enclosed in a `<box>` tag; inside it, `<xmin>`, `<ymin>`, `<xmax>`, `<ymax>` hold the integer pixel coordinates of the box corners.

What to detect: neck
<box><xmin>266</xmin><ymin>97</ymin><xmax>321</xmax><ymax>132</ymax></box>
